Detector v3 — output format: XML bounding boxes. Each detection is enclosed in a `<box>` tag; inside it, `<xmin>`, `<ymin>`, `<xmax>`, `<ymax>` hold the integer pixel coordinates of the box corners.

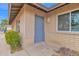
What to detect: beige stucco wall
<box><xmin>12</xmin><ymin>4</ymin><xmax>47</xmax><ymax>49</ymax></box>
<box><xmin>46</xmin><ymin>3</ymin><xmax>79</xmax><ymax>51</ymax></box>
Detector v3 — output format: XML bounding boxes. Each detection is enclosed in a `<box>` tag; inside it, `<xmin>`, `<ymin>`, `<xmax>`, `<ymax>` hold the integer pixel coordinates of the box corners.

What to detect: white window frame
<box><xmin>56</xmin><ymin>8</ymin><xmax>79</xmax><ymax>33</ymax></box>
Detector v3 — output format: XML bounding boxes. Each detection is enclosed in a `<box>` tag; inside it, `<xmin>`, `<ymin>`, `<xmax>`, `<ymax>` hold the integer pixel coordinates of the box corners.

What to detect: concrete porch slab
<box><xmin>25</xmin><ymin>43</ymin><xmax>58</xmax><ymax>56</ymax></box>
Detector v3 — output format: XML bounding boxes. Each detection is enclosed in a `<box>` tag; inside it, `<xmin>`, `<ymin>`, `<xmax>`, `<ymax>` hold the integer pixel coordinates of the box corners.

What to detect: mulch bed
<box><xmin>53</xmin><ymin>47</ymin><xmax>79</xmax><ymax>56</ymax></box>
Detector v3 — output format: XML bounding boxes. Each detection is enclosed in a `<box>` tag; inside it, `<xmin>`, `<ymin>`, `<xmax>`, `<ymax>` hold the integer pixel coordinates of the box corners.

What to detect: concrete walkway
<box><xmin>11</xmin><ymin>45</ymin><xmax>58</xmax><ymax>56</ymax></box>
<box><xmin>11</xmin><ymin>43</ymin><xmax>59</xmax><ymax>56</ymax></box>
<box><xmin>0</xmin><ymin>32</ymin><xmax>11</xmax><ymax>56</ymax></box>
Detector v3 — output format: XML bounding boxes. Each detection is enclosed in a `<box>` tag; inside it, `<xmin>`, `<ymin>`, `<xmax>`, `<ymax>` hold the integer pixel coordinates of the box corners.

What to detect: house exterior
<box><xmin>9</xmin><ymin>3</ymin><xmax>79</xmax><ymax>52</ymax></box>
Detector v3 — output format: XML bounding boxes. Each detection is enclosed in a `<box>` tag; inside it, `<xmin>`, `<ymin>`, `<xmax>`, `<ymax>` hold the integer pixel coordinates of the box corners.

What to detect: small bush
<box><xmin>5</xmin><ymin>30</ymin><xmax>22</xmax><ymax>53</ymax></box>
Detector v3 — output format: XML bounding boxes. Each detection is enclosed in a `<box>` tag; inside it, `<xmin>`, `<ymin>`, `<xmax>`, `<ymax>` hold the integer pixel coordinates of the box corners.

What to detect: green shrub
<box><xmin>5</xmin><ymin>30</ymin><xmax>22</xmax><ymax>53</ymax></box>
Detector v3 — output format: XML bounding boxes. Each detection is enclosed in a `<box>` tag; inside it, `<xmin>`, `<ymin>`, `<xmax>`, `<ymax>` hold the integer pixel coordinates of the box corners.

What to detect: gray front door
<box><xmin>34</xmin><ymin>15</ymin><xmax>45</xmax><ymax>43</ymax></box>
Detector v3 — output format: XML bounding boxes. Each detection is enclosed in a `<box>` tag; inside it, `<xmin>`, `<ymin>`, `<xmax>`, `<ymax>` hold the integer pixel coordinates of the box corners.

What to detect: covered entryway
<box><xmin>34</xmin><ymin>15</ymin><xmax>45</xmax><ymax>43</ymax></box>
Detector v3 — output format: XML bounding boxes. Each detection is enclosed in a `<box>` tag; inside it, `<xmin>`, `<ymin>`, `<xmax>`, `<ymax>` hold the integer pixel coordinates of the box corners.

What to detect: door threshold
<box><xmin>34</xmin><ymin>42</ymin><xmax>46</xmax><ymax>47</ymax></box>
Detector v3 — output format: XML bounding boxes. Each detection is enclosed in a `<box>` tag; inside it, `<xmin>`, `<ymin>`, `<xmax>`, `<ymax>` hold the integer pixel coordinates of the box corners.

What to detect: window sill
<box><xmin>56</xmin><ymin>31</ymin><xmax>79</xmax><ymax>35</ymax></box>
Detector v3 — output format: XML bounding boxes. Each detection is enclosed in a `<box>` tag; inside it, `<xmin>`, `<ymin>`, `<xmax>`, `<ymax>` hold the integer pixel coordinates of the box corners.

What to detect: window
<box><xmin>58</xmin><ymin>13</ymin><xmax>70</xmax><ymax>31</ymax></box>
<box><xmin>57</xmin><ymin>10</ymin><xmax>79</xmax><ymax>32</ymax></box>
<box><xmin>71</xmin><ymin>10</ymin><xmax>79</xmax><ymax>31</ymax></box>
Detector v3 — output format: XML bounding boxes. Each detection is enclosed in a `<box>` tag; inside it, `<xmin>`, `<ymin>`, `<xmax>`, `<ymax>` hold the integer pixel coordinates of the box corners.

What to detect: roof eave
<box><xmin>8</xmin><ymin>3</ymin><xmax>11</xmax><ymax>24</ymax></box>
